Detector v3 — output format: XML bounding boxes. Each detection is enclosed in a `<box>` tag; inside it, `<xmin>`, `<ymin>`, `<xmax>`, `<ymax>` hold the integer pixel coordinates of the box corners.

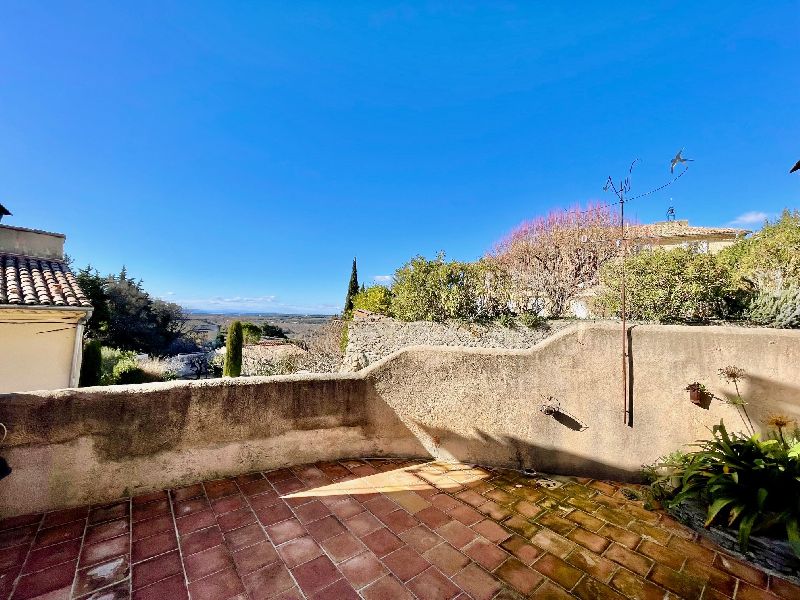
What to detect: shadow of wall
<box><xmin>0</xmin><ymin>376</ymin><xmax>428</xmax><ymax>516</ymax></box>
<box><xmin>365</xmin><ymin>323</ymin><xmax>800</xmax><ymax>480</ymax></box>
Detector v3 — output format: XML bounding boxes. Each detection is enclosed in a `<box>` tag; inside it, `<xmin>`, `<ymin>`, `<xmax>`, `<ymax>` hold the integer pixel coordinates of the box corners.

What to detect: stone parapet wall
<box><xmin>1</xmin><ymin>322</ymin><xmax>798</xmax><ymax>516</ymax></box>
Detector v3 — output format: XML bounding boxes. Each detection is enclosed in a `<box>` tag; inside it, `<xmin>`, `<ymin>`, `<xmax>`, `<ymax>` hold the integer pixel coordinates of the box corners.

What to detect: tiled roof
<box><xmin>631</xmin><ymin>220</ymin><xmax>748</xmax><ymax>239</ymax></box>
<box><xmin>0</xmin><ymin>254</ymin><xmax>91</xmax><ymax>308</ymax></box>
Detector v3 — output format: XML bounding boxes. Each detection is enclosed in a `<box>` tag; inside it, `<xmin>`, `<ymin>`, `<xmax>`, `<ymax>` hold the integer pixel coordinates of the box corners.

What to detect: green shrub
<box><xmin>340</xmin><ymin>321</ymin><xmax>349</xmax><ymax>353</ymax></box>
<box><xmin>224</xmin><ymin>321</ymin><xmax>243</xmax><ymax>377</ymax></box>
<box><xmin>720</xmin><ymin>209</ymin><xmax>800</xmax><ymax>291</ymax></box>
<box><xmin>648</xmin><ymin>421</ymin><xmax>800</xmax><ymax>556</ymax></box>
<box><xmin>259</xmin><ymin>322</ymin><xmax>287</xmax><ymax>338</ymax></box>
<box><xmin>749</xmin><ymin>286</ymin><xmax>800</xmax><ymax>329</ymax></box>
<box><xmin>518</xmin><ymin>312</ymin><xmax>548</xmax><ymax>329</ymax></box>
<box><xmin>241</xmin><ymin>322</ymin><xmax>262</xmax><ymax>345</ymax></box>
<box><xmin>112</xmin><ymin>359</ymin><xmax>163</xmax><ymax>384</ymax></box>
<box><xmin>596</xmin><ymin>246</ymin><xmax>742</xmax><ymax>322</ymax></box>
<box><xmin>100</xmin><ymin>347</ymin><xmax>135</xmax><ymax>385</ymax></box>
<box><xmin>352</xmin><ymin>285</ymin><xmax>393</xmax><ymax>315</ymax></box>
<box><xmin>391</xmin><ymin>253</ymin><xmax>511</xmax><ymax>322</ymax></box>
<box><xmin>496</xmin><ymin>313</ymin><xmax>516</xmax><ymax>329</ymax></box>
<box><xmin>79</xmin><ymin>340</ymin><xmax>102</xmax><ymax>387</ymax></box>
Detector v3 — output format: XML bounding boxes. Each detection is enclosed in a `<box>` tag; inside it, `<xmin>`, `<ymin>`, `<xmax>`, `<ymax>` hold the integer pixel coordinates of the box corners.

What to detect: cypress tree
<box><xmin>223</xmin><ymin>321</ymin><xmax>243</xmax><ymax>377</ymax></box>
<box><xmin>79</xmin><ymin>340</ymin><xmax>102</xmax><ymax>387</ymax></box>
<box><xmin>343</xmin><ymin>257</ymin><xmax>359</xmax><ymax>315</ymax></box>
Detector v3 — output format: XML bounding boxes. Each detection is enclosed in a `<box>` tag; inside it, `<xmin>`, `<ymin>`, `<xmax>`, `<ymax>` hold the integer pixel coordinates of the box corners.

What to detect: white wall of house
<box><xmin>0</xmin><ymin>308</ymin><xmax>88</xmax><ymax>393</ymax></box>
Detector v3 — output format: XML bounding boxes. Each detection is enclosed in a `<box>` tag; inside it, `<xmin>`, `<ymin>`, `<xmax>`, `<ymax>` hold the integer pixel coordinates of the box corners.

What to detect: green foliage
<box><xmin>596</xmin><ymin>246</ymin><xmax>742</xmax><ymax>322</ymax></box>
<box><xmin>79</xmin><ymin>340</ymin><xmax>103</xmax><ymax>387</ymax></box>
<box><xmin>352</xmin><ymin>285</ymin><xmax>393</xmax><ymax>315</ymax></box>
<box><xmin>224</xmin><ymin>321</ymin><xmax>243</xmax><ymax>377</ymax></box>
<box><xmin>649</xmin><ymin>421</ymin><xmax>800</xmax><ymax>556</ymax></box>
<box><xmin>75</xmin><ymin>266</ymin><xmax>110</xmax><ymax>337</ymax></box>
<box><xmin>112</xmin><ymin>357</ymin><xmax>163</xmax><ymax>384</ymax></box>
<box><xmin>518</xmin><ymin>312</ymin><xmax>548</xmax><ymax>329</ymax></box>
<box><xmin>241</xmin><ymin>322</ymin><xmax>262</xmax><ymax>345</ymax></box>
<box><xmin>340</xmin><ymin>321</ymin><xmax>349</xmax><ymax>353</ymax></box>
<box><xmin>748</xmin><ymin>286</ymin><xmax>800</xmax><ymax>329</ymax></box>
<box><xmin>496</xmin><ymin>313</ymin><xmax>516</xmax><ymax>329</ymax></box>
<box><xmin>100</xmin><ymin>347</ymin><xmax>134</xmax><ymax>385</ymax></box>
<box><xmin>235</xmin><ymin>321</ymin><xmax>287</xmax><ymax>342</ymax></box>
<box><xmin>720</xmin><ymin>209</ymin><xmax>800</xmax><ymax>291</ymax></box>
<box><xmin>343</xmin><ymin>257</ymin><xmax>359</xmax><ymax>315</ymax></box>
<box><xmin>259</xmin><ymin>322</ymin><xmax>287</xmax><ymax>338</ymax></box>
<box><xmin>98</xmin><ymin>347</ymin><xmax>171</xmax><ymax>385</ymax></box>
<box><xmin>78</xmin><ymin>266</ymin><xmax>196</xmax><ymax>355</ymax></box>
<box><xmin>390</xmin><ymin>253</ymin><xmax>511</xmax><ymax>323</ymax></box>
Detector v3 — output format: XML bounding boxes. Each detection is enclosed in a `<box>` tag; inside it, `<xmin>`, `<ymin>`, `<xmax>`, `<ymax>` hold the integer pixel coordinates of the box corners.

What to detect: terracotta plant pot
<box><xmin>688</xmin><ymin>389</ymin><xmax>711</xmax><ymax>406</ymax></box>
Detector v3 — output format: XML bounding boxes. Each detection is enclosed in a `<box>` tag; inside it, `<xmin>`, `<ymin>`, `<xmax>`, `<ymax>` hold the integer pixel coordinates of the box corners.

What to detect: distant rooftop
<box><xmin>631</xmin><ymin>219</ymin><xmax>749</xmax><ymax>240</ymax></box>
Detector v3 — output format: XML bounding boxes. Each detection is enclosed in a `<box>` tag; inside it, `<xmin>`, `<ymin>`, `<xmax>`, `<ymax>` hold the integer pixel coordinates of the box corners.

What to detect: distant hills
<box><xmin>184</xmin><ymin>309</ymin><xmax>334</xmax><ymax>318</ymax></box>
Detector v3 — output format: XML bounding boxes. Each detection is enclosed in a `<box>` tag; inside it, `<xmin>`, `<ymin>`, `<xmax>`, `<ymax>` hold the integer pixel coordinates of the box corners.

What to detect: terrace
<box><xmin>1</xmin><ymin>322</ymin><xmax>799</xmax><ymax>599</ymax></box>
<box><xmin>4</xmin><ymin>458</ymin><xmax>798</xmax><ymax>600</ymax></box>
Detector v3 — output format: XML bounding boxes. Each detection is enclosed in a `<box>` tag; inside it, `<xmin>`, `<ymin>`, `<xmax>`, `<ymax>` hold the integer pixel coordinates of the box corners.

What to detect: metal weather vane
<box><xmin>670</xmin><ymin>148</ymin><xmax>694</xmax><ymax>174</ymax></box>
<box><xmin>603</xmin><ymin>150</ymin><xmax>693</xmax><ymax>426</ymax></box>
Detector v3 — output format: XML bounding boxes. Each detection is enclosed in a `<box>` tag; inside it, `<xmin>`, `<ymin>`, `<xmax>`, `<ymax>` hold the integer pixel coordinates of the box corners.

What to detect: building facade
<box><xmin>0</xmin><ymin>224</ymin><xmax>92</xmax><ymax>393</ymax></box>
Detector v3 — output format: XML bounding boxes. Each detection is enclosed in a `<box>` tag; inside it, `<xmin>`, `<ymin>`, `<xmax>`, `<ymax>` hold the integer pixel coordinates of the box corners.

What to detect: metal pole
<box><xmin>620</xmin><ymin>197</ymin><xmax>628</xmax><ymax>425</ymax></box>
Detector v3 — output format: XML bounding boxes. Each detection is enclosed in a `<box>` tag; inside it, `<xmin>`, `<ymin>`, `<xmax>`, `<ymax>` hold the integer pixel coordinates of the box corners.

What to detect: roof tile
<box><xmin>0</xmin><ymin>255</ymin><xmax>92</xmax><ymax>308</ymax></box>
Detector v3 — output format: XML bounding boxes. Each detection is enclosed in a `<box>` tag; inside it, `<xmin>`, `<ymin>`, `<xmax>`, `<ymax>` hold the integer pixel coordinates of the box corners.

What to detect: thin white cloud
<box><xmin>161</xmin><ymin>293</ymin><xmax>338</xmax><ymax>314</ymax></box>
<box><xmin>373</xmin><ymin>275</ymin><xmax>393</xmax><ymax>284</ymax></box>
<box><xmin>729</xmin><ymin>211</ymin><xmax>769</xmax><ymax>226</ymax></box>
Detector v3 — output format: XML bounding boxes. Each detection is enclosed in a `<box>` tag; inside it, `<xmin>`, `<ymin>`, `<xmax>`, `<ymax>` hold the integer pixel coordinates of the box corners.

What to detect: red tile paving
<box><xmin>0</xmin><ymin>458</ymin><xmax>797</xmax><ymax>599</ymax></box>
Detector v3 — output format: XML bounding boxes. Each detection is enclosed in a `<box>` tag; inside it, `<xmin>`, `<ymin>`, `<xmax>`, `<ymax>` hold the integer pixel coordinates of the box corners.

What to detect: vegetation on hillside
<box><xmin>230</xmin><ymin>318</ymin><xmax>346</xmax><ymax>376</ymax></box>
<box><xmin>390</xmin><ymin>253</ymin><xmax>512</xmax><ymax>322</ymax></box>
<box><xmin>76</xmin><ymin>266</ymin><xmax>197</xmax><ymax>355</ymax></box>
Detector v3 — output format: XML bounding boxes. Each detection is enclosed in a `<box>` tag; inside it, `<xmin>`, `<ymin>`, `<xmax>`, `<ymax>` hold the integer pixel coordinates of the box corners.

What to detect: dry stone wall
<box><xmin>342</xmin><ymin>311</ymin><xmax>567</xmax><ymax>371</ymax></box>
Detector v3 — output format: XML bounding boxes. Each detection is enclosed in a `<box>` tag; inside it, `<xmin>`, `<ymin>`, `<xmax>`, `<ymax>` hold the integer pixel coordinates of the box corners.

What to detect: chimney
<box><xmin>0</xmin><ymin>224</ymin><xmax>66</xmax><ymax>261</ymax></box>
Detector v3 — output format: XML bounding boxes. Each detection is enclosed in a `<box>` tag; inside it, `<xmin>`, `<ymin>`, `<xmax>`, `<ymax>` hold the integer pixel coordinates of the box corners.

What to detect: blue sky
<box><xmin>1</xmin><ymin>2</ymin><xmax>798</xmax><ymax>314</ymax></box>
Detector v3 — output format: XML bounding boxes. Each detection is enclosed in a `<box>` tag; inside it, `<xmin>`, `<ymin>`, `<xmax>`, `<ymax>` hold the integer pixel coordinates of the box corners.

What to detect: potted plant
<box><xmin>686</xmin><ymin>382</ymin><xmax>711</xmax><ymax>406</ymax></box>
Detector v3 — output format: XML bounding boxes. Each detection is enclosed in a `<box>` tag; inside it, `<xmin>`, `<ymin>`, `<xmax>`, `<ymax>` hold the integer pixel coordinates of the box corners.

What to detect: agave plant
<box><xmin>650</xmin><ymin>421</ymin><xmax>800</xmax><ymax>556</ymax></box>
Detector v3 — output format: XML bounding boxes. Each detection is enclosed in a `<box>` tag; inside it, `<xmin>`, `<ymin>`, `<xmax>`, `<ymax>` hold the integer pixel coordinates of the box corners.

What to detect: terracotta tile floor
<box><xmin>0</xmin><ymin>458</ymin><xmax>797</xmax><ymax>599</ymax></box>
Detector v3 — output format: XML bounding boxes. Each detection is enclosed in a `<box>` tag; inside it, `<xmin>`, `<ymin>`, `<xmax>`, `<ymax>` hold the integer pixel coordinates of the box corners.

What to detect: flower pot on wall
<box><xmin>689</xmin><ymin>389</ymin><xmax>707</xmax><ymax>405</ymax></box>
<box><xmin>686</xmin><ymin>384</ymin><xmax>712</xmax><ymax>409</ymax></box>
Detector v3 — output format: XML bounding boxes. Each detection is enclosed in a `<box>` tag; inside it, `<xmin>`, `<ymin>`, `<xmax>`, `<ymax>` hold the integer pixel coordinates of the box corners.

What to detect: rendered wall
<box><xmin>367</xmin><ymin>323</ymin><xmax>800</xmax><ymax>480</ymax></box>
<box><xmin>0</xmin><ymin>309</ymin><xmax>83</xmax><ymax>393</ymax></box>
<box><xmin>0</xmin><ymin>225</ymin><xmax>65</xmax><ymax>261</ymax></box>
<box><xmin>0</xmin><ymin>376</ymin><xmax>425</xmax><ymax>515</ymax></box>
<box><xmin>0</xmin><ymin>323</ymin><xmax>797</xmax><ymax>516</ymax></box>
